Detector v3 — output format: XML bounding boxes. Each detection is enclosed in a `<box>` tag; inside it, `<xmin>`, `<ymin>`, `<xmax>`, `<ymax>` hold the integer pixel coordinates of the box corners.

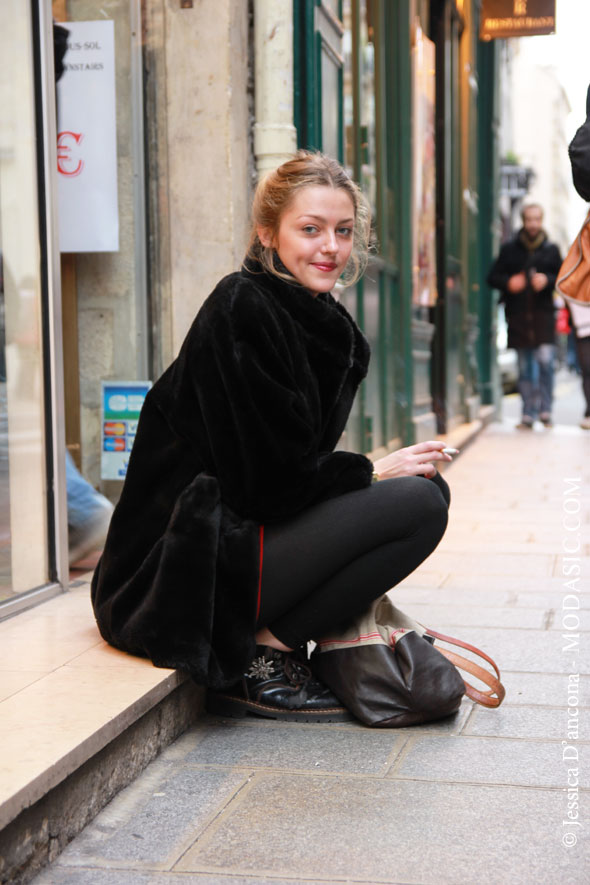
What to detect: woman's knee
<box><xmin>429</xmin><ymin>471</ymin><xmax>451</xmax><ymax>508</ymax></box>
<box><xmin>389</xmin><ymin>474</ymin><xmax>449</xmax><ymax>536</ymax></box>
<box><xmin>401</xmin><ymin>476</ymin><xmax>449</xmax><ymax>550</ymax></box>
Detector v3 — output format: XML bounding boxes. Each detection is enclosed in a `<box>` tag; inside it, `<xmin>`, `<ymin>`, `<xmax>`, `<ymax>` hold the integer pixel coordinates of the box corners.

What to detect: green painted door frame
<box><xmin>476</xmin><ymin>37</ymin><xmax>499</xmax><ymax>406</ymax></box>
<box><xmin>430</xmin><ymin>0</ymin><xmax>466</xmax><ymax>434</ymax></box>
<box><xmin>388</xmin><ymin>0</ymin><xmax>414</xmax><ymax>444</ymax></box>
<box><xmin>293</xmin><ymin>0</ymin><xmax>344</xmax><ymax>159</ymax></box>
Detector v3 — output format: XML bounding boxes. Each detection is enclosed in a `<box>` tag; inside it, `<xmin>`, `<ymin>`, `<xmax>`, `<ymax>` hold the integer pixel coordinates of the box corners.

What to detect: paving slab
<box><xmin>34</xmin><ymin>871</ymin><xmax>322</xmax><ymax>885</ymax></box>
<box><xmin>174</xmin><ymin>719</ymin><xmax>405</xmax><ymax>775</ymax></box>
<box><xmin>465</xmin><ymin>703</ymin><xmax>590</xmax><ymax>740</ymax></box>
<box><xmin>500</xmin><ymin>671</ymin><xmax>590</xmax><ymax>706</ymax></box>
<box><xmin>49</xmin><ymin>764</ymin><xmax>250</xmax><ymax>869</ymax></box>
<box><xmin>440</xmin><ymin>573</ymin><xmax>588</xmax><ymax>594</ymax></box>
<box><xmin>391</xmin><ymin>734</ymin><xmax>590</xmax><ymax>789</ymax></box>
<box><xmin>175</xmin><ymin>775</ymin><xmax>589</xmax><ymax>884</ymax></box>
<box><xmin>424</xmin><ymin>626</ymin><xmax>590</xmax><ymax>674</ymax></box>
<box><xmin>415</xmin><ymin>550</ymin><xmax>557</xmax><ymax>577</ymax></box>
<box><xmin>401</xmin><ymin>601</ymin><xmax>590</xmax><ymax>631</ymax></box>
<box><xmin>396</xmin><ymin>602</ymin><xmax>547</xmax><ymax>629</ymax></box>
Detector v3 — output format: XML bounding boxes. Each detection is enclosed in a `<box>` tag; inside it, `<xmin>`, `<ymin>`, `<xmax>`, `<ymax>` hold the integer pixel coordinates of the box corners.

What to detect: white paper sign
<box><xmin>57</xmin><ymin>21</ymin><xmax>119</xmax><ymax>252</ymax></box>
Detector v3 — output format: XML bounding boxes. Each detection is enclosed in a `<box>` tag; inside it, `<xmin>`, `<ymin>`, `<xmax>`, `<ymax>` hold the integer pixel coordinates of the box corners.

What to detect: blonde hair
<box><xmin>245</xmin><ymin>150</ymin><xmax>371</xmax><ymax>287</ymax></box>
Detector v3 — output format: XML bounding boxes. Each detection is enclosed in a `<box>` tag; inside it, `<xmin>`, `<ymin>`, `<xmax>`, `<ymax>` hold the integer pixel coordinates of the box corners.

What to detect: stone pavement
<box><xmin>32</xmin><ymin>419</ymin><xmax>589</xmax><ymax>885</ymax></box>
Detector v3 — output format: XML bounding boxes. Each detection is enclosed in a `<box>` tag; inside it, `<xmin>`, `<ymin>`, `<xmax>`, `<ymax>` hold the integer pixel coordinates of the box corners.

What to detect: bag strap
<box><xmin>426</xmin><ymin>628</ymin><xmax>505</xmax><ymax>708</ymax></box>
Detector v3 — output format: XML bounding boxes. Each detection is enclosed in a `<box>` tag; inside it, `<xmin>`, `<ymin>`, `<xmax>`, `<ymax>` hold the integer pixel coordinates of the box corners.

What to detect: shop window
<box><xmin>0</xmin><ymin>3</ymin><xmax>51</xmax><ymax>601</ymax></box>
<box><xmin>53</xmin><ymin>0</ymin><xmax>148</xmax><ymax>493</ymax></box>
<box><xmin>343</xmin><ymin>0</ymin><xmax>377</xmax><ymax>215</ymax></box>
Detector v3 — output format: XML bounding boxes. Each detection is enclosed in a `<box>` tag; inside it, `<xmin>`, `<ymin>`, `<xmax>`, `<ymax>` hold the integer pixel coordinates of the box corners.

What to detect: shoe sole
<box><xmin>206</xmin><ymin>691</ymin><xmax>354</xmax><ymax>723</ymax></box>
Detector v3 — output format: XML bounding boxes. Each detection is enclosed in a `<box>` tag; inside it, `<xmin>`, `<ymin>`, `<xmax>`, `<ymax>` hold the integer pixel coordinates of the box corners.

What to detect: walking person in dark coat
<box><xmin>91</xmin><ymin>151</ymin><xmax>453</xmax><ymax>723</ymax></box>
<box><xmin>487</xmin><ymin>203</ymin><xmax>562</xmax><ymax>428</ymax></box>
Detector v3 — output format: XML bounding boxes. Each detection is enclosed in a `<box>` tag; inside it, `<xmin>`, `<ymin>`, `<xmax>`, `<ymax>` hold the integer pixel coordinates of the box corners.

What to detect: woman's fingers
<box><xmin>373</xmin><ymin>441</ymin><xmax>453</xmax><ymax>480</ymax></box>
<box><xmin>407</xmin><ymin>441</ymin><xmax>451</xmax><ymax>462</ymax></box>
<box><xmin>408</xmin><ymin>440</ymin><xmax>445</xmax><ymax>454</ymax></box>
<box><xmin>426</xmin><ymin>449</ymin><xmax>452</xmax><ymax>462</ymax></box>
<box><xmin>415</xmin><ymin>461</ymin><xmax>436</xmax><ymax>478</ymax></box>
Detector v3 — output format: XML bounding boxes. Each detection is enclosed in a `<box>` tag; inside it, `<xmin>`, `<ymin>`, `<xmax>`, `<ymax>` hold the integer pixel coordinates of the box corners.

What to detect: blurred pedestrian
<box><xmin>487</xmin><ymin>204</ymin><xmax>562</xmax><ymax>429</ymax></box>
<box><xmin>566</xmin><ymin>301</ymin><xmax>590</xmax><ymax>429</ymax></box>
<box><xmin>566</xmin><ymin>82</ymin><xmax>590</xmax><ymax>428</ymax></box>
<box><xmin>569</xmin><ymin>84</ymin><xmax>590</xmax><ymax>203</ymax></box>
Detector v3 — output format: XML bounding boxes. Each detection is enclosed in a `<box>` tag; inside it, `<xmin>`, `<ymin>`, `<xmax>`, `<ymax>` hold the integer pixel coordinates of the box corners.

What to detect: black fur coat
<box><xmin>91</xmin><ymin>262</ymin><xmax>373</xmax><ymax>688</ymax></box>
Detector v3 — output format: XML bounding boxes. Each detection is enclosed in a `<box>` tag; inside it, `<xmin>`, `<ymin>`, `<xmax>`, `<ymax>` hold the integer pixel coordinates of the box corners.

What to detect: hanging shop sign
<box><xmin>480</xmin><ymin>0</ymin><xmax>555</xmax><ymax>40</ymax></box>
<box><xmin>57</xmin><ymin>20</ymin><xmax>119</xmax><ymax>252</ymax></box>
<box><xmin>101</xmin><ymin>381</ymin><xmax>151</xmax><ymax>480</ymax></box>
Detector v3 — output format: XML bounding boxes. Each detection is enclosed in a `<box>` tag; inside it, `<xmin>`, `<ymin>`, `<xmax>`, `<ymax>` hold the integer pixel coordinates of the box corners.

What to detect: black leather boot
<box><xmin>206</xmin><ymin>645</ymin><xmax>353</xmax><ymax>722</ymax></box>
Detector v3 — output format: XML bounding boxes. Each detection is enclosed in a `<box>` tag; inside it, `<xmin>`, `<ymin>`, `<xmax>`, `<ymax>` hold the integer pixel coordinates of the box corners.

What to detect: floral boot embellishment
<box><xmin>247</xmin><ymin>656</ymin><xmax>276</xmax><ymax>680</ymax></box>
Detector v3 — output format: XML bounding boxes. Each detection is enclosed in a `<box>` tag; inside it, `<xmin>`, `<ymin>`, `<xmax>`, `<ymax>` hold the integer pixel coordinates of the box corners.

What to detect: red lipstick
<box><xmin>312</xmin><ymin>262</ymin><xmax>337</xmax><ymax>272</ymax></box>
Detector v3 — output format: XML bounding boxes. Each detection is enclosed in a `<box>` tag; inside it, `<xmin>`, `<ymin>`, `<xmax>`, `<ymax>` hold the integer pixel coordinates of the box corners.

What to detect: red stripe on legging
<box><xmin>256</xmin><ymin>524</ymin><xmax>264</xmax><ymax>621</ymax></box>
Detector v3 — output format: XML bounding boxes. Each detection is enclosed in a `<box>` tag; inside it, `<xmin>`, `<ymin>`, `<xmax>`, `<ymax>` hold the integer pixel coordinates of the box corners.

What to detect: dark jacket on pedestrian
<box><xmin>487</xmin><ymin>230</ymin><xmax>562</xmax><ymax>349</ymax></box>
<box><xmin>90</xmin><ymin>261</ymin><xmax>373</xmax><ymax>689</ymax></box>
<box><xmin>569</xmin><ymin>84</ymin><xmax>590</xmax><ymax>202</ymax></box>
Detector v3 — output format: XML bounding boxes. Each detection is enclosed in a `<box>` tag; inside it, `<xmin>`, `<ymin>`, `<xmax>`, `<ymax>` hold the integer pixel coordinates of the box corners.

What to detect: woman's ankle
<box><xmin>255</xmin><ymin>626</ymin><xmax>293</xmax><ymax>652</ymax></box>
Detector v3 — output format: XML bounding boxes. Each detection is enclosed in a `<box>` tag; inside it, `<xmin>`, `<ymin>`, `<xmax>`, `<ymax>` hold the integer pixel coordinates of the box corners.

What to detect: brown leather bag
<box><xmin>556</xmin><ymin>210</ymin><xmax>590</xmax><ymax>304</ymax></box>
<box><xmin>312</xmin><ymin>595</ymin><xmax>505</xmax><ymax>728</ymax></box>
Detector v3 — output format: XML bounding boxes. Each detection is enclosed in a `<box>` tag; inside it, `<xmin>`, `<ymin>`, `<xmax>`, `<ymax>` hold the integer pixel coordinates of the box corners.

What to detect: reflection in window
<box><xmin>321</xmin><ymin>47</ymin><xmax>341</xmax><ymax>161</ymax></box>
<box><xmin>342</xmin><ymin>1</ymin><xmax>354</xmax><ymax>176</ymax></box>
<box><xmin>359</xmin><ymin>3</ymin><xmax>376</xmax><ymax>220</ymax></box>
<box><xmin>0</xmin><ymin>1</ymin><xmax>49</xmax><ymax>599</ymax></box>
<box><xmin>342</xmin><ymin>0</ymin><xmax>377</xmax><ymax>219</ymax></box>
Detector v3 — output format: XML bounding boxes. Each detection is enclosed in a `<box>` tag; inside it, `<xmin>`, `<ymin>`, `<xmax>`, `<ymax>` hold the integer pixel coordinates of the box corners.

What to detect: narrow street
<box><xmin>31</xmin><ymin>411</ymin><xmax>590</xmax><ymax>885</ymax></box>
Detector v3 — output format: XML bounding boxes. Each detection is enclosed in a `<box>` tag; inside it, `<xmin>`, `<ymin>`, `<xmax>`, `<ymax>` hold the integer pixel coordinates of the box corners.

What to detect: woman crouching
<box><xmin>91</xmin><ymin>151</ymin><xmax>451</xmax><ymax>722</ymax></box>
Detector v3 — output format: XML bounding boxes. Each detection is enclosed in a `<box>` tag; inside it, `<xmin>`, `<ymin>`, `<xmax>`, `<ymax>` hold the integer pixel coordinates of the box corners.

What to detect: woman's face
<box><xmin>260</xmin><ymin>185</ymin><xmax>355</xmax><ymax>295</ymax></box>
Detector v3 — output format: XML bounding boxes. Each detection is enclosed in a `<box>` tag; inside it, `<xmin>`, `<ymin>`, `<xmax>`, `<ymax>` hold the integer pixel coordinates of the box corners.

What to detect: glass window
<box><xmin>343</xmin><ymin>0</ymin><xmax>378</xmax><ymax>220</ymax></box>
<box><xmin>0</xmin><ymin>3</ymin><xmax>50</xmax><ymax>599</ymax></box>
<box><xmin>358</xmin><ymin>1</ymin><xmax>377</xmax><ymax>220</ymax></box>
<box><xmin>321</xmin><ymin>47</ymin><xmax>341</xmax><ymax>160</ymax></box>
<box><xmin>54</xmin><ymin>0</ymin><xmax>148</xmax><ymax>494</ymax></box>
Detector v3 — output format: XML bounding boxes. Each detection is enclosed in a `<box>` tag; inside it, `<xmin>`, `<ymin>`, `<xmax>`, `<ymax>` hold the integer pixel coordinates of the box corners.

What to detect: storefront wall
<box><xmin>0</xmin><ymin>0</ymin><xmax>499</xmax><ymax>617</ymax></box>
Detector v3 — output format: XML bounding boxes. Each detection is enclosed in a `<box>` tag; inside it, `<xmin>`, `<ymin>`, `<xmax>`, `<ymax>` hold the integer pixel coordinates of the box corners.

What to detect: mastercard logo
<box><xmin>104</xmin><ymin>422</ymin><xmax>126</xmax><ymax>436</ymax></box>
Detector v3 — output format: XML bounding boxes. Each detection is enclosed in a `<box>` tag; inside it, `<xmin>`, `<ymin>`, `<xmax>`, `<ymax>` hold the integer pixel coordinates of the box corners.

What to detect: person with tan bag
<box><xmin>557</xmin><ymin>82</ymin><xmax>590</xmax><ymax>428</ymax></box>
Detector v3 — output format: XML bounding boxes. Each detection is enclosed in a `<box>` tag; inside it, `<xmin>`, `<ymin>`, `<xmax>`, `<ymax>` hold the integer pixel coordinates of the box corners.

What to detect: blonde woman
<box><xmin>92</xmin><ymin>152</ymin><xmax>452</xmax><ymax>722</ymax></box>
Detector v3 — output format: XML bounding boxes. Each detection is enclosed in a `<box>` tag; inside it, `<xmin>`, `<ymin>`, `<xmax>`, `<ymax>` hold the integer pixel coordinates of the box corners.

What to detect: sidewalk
<box><xmin>32</xmin><ymin>418</ymin><xmax>589</xmax><ymax>885</ymax></box>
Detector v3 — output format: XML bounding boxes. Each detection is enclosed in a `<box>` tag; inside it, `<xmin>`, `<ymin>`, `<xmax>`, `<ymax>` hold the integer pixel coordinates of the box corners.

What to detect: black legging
<box><xmin>575</xmin><ymin>336</ymin><xmax>590</xmax><ymax>417</ymax></box>
<box><xmin>258</xmin><ymin>472</ymin><xmax>450</xmax><ymax>649</ymax></box>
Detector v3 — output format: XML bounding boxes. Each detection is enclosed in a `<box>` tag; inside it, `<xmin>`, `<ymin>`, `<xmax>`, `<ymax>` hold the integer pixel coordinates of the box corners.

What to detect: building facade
<box><xmin>0</xmin><ymin>0</ymin><xmax>501</xmax><ymax>618</ymax></box>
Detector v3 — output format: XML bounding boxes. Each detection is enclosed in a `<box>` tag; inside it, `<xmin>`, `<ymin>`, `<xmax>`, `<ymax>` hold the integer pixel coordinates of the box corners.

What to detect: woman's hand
<box><xmin>372</xmin><ymin>441</ymin><xmax>453</xmax><ymax>480</ymax></box>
